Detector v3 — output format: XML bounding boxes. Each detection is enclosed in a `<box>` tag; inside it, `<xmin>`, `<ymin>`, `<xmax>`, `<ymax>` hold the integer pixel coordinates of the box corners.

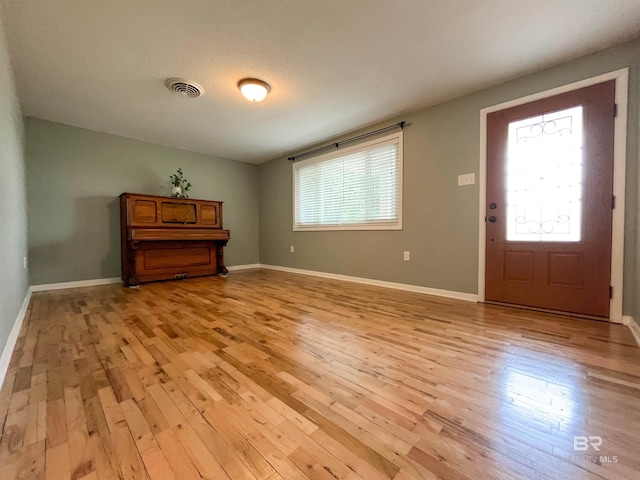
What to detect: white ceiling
<box><xmin>2</xmin><ymin>1</ymin><xmax>639</xmax><ymax>164</ymax></box>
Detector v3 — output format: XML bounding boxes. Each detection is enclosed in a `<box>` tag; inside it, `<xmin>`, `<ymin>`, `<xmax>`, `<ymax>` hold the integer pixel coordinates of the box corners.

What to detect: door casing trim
<box><xmin>478</xmin><ymin>68</ymin><xmax>629</xmax><ymax>322</ymax></box>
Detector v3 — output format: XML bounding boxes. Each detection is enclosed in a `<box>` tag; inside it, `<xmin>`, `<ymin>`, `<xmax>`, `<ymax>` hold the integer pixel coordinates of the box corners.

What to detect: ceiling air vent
<box><xmin>165</xmin><ymin>78</ymin><xmax>204</xmax><ymax>98</ymax></box>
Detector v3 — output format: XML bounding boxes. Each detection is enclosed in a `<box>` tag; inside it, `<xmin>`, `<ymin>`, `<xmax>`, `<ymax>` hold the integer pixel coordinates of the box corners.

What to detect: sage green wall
<box><xmin>0</xmin><ymin>10</ymin><xmax>28</xmax><ymax>358</ymax></box>
<box><xmin>26</xmin><ymin>118</ymin><xmax>259</xmax><ymax>285</ymax></box>
<box><xmin>259</xmin><ymin>40</ymin><xmax>639</xmax><ymax>316</ymax></box>
<box><xmin>636</xmin><ymin>82</ymin><xmax>640</xmax><ymax>325</ymax></box>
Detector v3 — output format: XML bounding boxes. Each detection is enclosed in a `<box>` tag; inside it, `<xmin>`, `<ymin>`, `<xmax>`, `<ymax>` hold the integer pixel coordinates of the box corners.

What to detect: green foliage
<box><xmin>169</xmin><ymin>167</ymin><xmax>192</xmax><ymax>199</ymax></box>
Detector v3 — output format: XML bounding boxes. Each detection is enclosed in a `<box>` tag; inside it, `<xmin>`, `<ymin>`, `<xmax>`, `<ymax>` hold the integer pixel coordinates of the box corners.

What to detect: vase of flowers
<box><xmin>169</xmin><ymin>168</ymin><xmax>191</xmax><ymax>199</ymax></box>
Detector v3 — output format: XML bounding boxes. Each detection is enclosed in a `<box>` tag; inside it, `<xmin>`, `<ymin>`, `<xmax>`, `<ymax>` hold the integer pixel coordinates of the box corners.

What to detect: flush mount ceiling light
<box><xmin>165</xmin><ymin>78</ymin><xmax>204</xmax><ymax>98</ymax></box>
<box><xmin>238</xmin><ymin>78</ymin><xmax>271</xmax><ymax>102</ymax></box>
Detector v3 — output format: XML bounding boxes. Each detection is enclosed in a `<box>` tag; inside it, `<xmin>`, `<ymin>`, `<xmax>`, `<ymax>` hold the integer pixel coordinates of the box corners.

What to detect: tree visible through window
<box><xmin>294</xmin><ymin>132</ymin><xmax>403</xmax><ymax>230</ymax></box>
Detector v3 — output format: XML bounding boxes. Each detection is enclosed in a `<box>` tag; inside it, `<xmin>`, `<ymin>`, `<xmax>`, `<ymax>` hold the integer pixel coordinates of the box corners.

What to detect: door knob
<box><xmin>488</xmin><ymin>216</ymin><xmax>497</xmax><ymax>223</ymax></box>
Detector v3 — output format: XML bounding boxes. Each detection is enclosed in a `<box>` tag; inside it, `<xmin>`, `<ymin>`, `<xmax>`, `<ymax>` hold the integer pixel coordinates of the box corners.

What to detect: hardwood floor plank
<box><xmin>67</xmin><ymin>426</ymin><xmax>95</xmax><ymax>480</ymax></box>
<box><xmin>288</xmin><ymin>447</ymin><xmax>360</xmax><ymax>480</ymax></box>
<box><xmin>173</xmin><ymin>422</ymin><xmax>231</xmax><ymax>480</ymax></box>
<box><xmin>140</xmin><ymin>445</ymin><xmax>177</xmax><ymax>480</ymax></box>
<box><xmin>155</xmin><ymin>429</ymin><xmax>203</xmax><ymax>480</ymax></box>
<box><xmin>17</xmin><ymin>439</ymin><xmax>45</xmax><ymax>480</ymax></box>
<box><xmin>120</xmin><ymin>399</ymin><xmax>157</xmax><ymax>453</ymax></box>
<box><xmin>87</xmin><ymin>434</ymin><xmax>122</xmax><ymax>480</ymax></box>
<box><xmin>111</xmin><ymin>426</ymin><xmax>149</xmax><ymax>480</ymax></box>
<box><xmin>45</xmin><ymin>442</ymin><xmax>71</xmax><ymax>480</ymax></box>
<box><xmin>200</xmin><ymin>404</ymin><xmax>279</xmax><ymax>480</ymax></box>
<box><xmin>302</xmin><ymin>405</ymin><xmax>401</xmax><ymax>478</ymax></box>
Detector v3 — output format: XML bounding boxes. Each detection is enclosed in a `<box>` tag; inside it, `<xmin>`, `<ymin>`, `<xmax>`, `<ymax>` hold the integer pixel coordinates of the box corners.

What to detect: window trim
<box><xmin>292</xmin><ymin>131</ymin><xmax>403</xmax><ymax>231</ymax></box>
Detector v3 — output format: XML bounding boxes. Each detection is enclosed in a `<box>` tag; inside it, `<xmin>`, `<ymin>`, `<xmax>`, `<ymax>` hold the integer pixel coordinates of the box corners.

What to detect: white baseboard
<box><xmin>30</xmin><ymin>277</ymin><xmax>122</xmax><ymax>292</ymax></box>
<box><xmin>622</xmin><ymin>315</ymin><xmax>640</xmax><ymax>347</ymax></box>
<box><xmin>0</xmin><ymin>288</ymin><xmax>32</xmax><ymax>391</ymax></box>
<box><xmin>28</xmin><ymin>266</ymin><xmax>263</xmax><ymax>291</ymax></box>
<box><xmin>259</xmin><ymin>264</ymin><xmax>478</xmax><ymax>302</ymax></box>
<box><xmin>29</xmin><ymin>267</ymin><xmax>264</xmax><ymax>291</ymax></box>
<box><xmin>27</xmin><ymin>266</ymin><xmax>260</xmax><ymax>291</ymax></box>
<box><xmin>227</xmin><ymin>264</ymin><xmax>261</xmax><ymax>271</ymax></box>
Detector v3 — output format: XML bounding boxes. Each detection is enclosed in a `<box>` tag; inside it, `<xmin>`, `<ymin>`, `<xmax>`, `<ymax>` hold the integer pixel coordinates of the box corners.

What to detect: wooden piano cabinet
<box><xmin>120</xmin><ymin>193</ymin><xmax>230</xmax><ymax>286</ymax></box>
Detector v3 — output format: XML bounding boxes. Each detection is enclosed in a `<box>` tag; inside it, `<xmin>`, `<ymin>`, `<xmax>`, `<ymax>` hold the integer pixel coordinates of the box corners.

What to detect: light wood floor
<box><xmin>1</xmin><ymin>269</ymin><xmax>639</xmax><ymax>480</ymax></box>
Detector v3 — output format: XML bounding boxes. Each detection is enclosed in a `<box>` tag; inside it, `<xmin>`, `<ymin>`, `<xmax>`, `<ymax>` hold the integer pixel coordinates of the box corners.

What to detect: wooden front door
<box><xmin>485</xmin><ymin>81</ymin><xmax>615</xmax><ymax>318</ymax></box>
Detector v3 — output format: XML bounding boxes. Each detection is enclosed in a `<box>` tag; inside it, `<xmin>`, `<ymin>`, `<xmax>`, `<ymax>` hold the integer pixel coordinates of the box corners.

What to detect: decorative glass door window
<box><xmin>506</xmin><ymin>106</ymin><xmax>583</xmax><ymax>242</ymax></box>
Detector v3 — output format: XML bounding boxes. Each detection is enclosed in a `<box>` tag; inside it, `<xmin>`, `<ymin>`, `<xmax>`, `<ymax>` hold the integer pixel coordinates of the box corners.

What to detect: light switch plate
<box><xmin>458</xmin><ymin>173</ymin><xmax>476</xmax><ymax>186</ymax></box>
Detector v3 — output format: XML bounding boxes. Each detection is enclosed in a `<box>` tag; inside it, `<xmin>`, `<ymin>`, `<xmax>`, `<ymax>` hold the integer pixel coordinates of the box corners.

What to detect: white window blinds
<box><xmin>294</xmin><ymin>133</ymin><xmax>402</xmax><ymax>230</ymax></box>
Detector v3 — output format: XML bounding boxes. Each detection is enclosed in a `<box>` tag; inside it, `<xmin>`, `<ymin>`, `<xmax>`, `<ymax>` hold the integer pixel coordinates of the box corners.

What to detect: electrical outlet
<box><xmin>290</xmin><ymin>245</ymin><xmax>295</xmax><ymax>253</ymax></box>
<box><xmin>23</xmin><ymin>256</ymin><xmax>27</xmax><ymax>269</ymax></box>
<box><xmin>403</xmin><ymin>251</ymin><xmax>410</xmax><ymax>261</ymax></box>
<box><xmin>458</xmin><ymin>173</ymin><xmax>476</xmax><ymax>186</ymax></box>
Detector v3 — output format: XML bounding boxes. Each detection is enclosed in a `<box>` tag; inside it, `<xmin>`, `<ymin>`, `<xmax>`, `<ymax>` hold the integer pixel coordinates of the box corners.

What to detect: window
<box><xmin>506</xmin><ymin>106</ymin><xmax>583</xmax><ymax>242</ymax></box>
<box><xmin>293</xmin><ymin>132</ymin><xmax>403</xmax><ymax>231</ymax></box>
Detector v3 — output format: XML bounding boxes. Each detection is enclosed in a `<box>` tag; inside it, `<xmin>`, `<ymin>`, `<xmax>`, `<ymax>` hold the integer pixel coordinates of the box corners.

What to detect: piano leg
<box><xmin>217</xmin><ymin>241</ymin><xmax>228</xmax><ymax>276</ymax></box>
<box><xmin>123</xmin><ymin>245</ymin><xmax>141</xmax><ymax>287</ymax></box>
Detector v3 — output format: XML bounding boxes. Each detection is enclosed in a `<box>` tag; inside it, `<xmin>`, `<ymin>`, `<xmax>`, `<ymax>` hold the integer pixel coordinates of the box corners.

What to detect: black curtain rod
<box><xmin>288</xmin><ymin>121</ymin><xmax>406</xmax><ymax>162</ymax></box>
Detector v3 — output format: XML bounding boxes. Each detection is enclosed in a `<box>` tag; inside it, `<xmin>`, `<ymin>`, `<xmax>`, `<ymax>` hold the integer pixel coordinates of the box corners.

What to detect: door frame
<box><xmin>478</xmin><ymin>68</ymin><xmax>629</xmax><ymax>323</ymax></box>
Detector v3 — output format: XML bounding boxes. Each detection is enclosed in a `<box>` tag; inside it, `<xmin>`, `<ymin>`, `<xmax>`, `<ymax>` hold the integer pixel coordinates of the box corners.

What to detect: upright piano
<box><xmin>119</xmin><ymin>193</ymin><xmax>230</xmax><ymax>286</ymax></box>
